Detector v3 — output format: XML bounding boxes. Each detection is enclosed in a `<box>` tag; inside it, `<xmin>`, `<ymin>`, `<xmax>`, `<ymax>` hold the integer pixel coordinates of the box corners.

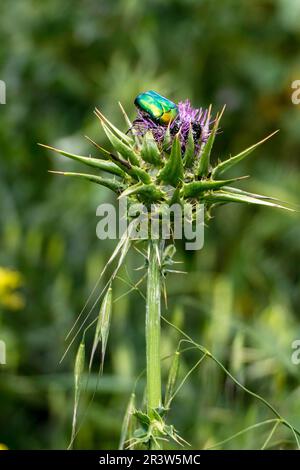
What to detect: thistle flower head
<box><xmin>133</xmin><ymin>99</ymin><xmax>212</xmax><ymax>155</ymax></box>
<box><xmin>177</xmin><ymin>99</ymin><xmax>211</xmax><ymax>145</ymax></box>
<box><xmin>41</xmin><ymin>93</ymin><xmax>291</xmax><ymax>218</ymax></box>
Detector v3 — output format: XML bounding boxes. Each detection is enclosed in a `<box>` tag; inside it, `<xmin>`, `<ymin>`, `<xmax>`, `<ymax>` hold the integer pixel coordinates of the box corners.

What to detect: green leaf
<box><xmin>39</xmin><ymin>143</ymin><xmax>125</xmax><ymax>177</ymax></box>
<box><xmin>141</xmin><ymin>131</ymin><xmax>161</xmax><ymax>166</ymax></box>
<box><xmin>48</xmin><ymin>170</ymin><xmax>126</xmax><ymax>193</ymax></box>
<box><xmin>168</xmin><ymin>186</ymin><xmax>182</xmax><ymax>205</ymax></box>
<box><xmin>133</xmin><ymin>410</ymin><xmax>151</xmax><ymax>428</ymax></box>
<box><xmin>84</xmin><ymin>136</ymin><xmax>151</xmax><ymax>185</ymax></box>
<box><xmin>183</xmin><ymin>125</ymin><xmax>195</xmax><ymax>169</ymax></box>
<box><xmin>212</xmin><ymin>130</ymin><xmax>279</xmax><ymax>178</ymax></box>
<box><xmin>182</xmin><ymin>176</ymin><xmax>248</xmax><ymax>198</ymax></box>
<box><xmin>130</xmin><ymin>166</ymin><xmax>152</xmax><ymax>184</ymax></box>
<box><xmin>204</xmin><ymin>190</ymin><xmax>294</xmax><ymax>211</ymax></box>
<box><xmin>197</xmin><ymin>106</ymin><xmax>224</xmax><ymax>177</ymax></box>
<box><xmin>157</xmin><ymin>135</ymin><xmax>183</xmax><ymax>187</ymax></box>
<box><xmin>89</xmin><ymin>286</ymin><xmax>113</xmax><ymax>372</ymax></box>
<box><xmin>86</xmin><ymin>141</ymin><xmax>150</xmax><ymax>183</ymax></box>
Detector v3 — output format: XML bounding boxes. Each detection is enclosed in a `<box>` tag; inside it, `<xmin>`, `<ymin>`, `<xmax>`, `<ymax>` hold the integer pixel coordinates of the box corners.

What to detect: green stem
<box><xmin>146</xmin><ymin>240</ymin><xmax>162</xmax><ymax>415</ymax></box>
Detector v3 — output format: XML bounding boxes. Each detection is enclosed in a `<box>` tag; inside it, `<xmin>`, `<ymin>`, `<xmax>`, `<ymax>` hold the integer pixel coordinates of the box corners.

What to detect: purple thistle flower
<box><xmin>132</xmin><ymin>99</ymin><xmax>213</xmax><ymax>155</ymax></box>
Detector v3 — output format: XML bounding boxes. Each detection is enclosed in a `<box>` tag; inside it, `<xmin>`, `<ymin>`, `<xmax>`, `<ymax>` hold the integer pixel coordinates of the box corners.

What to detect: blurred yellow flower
<box><xmin>0</xmin><ymin>443</ymin><xmax>8</xmax><ymax>450</ymax></box>
<box><xmin>0</xmin><ymin>267</ymin><xmax>25</xmax><ymax>311</ymax></box>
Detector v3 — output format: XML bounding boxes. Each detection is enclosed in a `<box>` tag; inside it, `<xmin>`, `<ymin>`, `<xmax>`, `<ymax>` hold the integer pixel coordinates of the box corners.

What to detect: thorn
<box><xmin>38</xmin><ymin>143</ymin><xmax>60</xmax><ymax>152</ymax></box>
<box><xmin>48</xmin><ymin>170</ymin><xmax>65</xmax><ymax>175</ymax></box>
<box><xmin>85</xmin><ymin>135</ymin><xmax>109</xmax><ymax>154</ymax></box>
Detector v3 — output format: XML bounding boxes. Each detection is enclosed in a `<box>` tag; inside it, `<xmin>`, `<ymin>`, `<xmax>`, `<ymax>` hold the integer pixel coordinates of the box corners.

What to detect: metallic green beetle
<box><xmin>134</xmin><ymin>90</ymin><xmax>178</xmax><ymax>125</ymax></box>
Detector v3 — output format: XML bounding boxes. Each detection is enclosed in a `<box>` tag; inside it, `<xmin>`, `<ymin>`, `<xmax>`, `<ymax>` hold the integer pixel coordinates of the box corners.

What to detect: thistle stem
<box><xmin>146</xmin><ymin>240</ymin><xmax>162</xmax><ymax>415</ymax></box>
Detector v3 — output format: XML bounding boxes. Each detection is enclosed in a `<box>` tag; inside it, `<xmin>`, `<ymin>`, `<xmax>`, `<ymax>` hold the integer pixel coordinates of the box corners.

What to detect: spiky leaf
<box><xmin>197</xmin><ymin>106</ymin><xmax>224</xmax><ymax>177</ymax></box>
<box><xmin>95</xmin><ymin>107</ymin><xmax>133</xmax><ymax>145</ymax></box>
<box><xmin>212</xmin><ymin>131</ymin><xmax>279</xmax><ymax>178</ymax></box>
<box><xmin>39</xmin><ymin>144</ymin><xmax>125</xmax><ymax>177</ymax></box>
<box><xmin>204</xmin><ymin>190</ymin><xmax>293</xmax><ymax>211</ymax></box>
<box><xmin>141</xmin><ymin>131</ymin><xmax>161</xmax><ymax>166</ymax></box>
<box><xmin>130</xmin><ymin>166</ymin><xmax>152</xmax><ymax>184</ymax></box>
<box><xmin>101</xmin><ymin>121</ymin><xmax>140</xmax><ymax>166</ymax></box>
<box><xmin>182</xmin><ymin>176</ymin><xmax>247</xmax><ymax>198</ymax></box>
<box><xmin>48</xmin><ymin>171</ymin><xmax>125</xmax><ymax>193</ymax></box>
<box><xmin>120</xmin><ymin>182</ymin><xmax>165</xmax><ymax>202</ymax></box>
<box><xmin>168</xmin><ymin>187</ymin><xmax>182</xmax><ymax>206</ymax></box>
<box><xmin>183</xmin><ymin>125</ymin><xmax>195</xmax><ymax>169</ymax></box>
<box><xmin>222</xmin><ymin>185</ymin><xmax>284</xmax><ymax>202</ymax></box>
<box><xmin>162</xmin><ymin>125</ymin><xmax>171</xmax><ymax>151</ymax></box>
<box><xmin>158</xmin><ymin>135</ymin><xmax>183</xmax><ymax>187</ymax></box>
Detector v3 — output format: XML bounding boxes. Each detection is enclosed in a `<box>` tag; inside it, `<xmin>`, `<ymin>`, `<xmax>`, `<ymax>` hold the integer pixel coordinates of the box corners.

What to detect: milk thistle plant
<box><xmin>41</xmin><ymin>91</ymin><xmax>299</xmax><ymax>450</ymax></box>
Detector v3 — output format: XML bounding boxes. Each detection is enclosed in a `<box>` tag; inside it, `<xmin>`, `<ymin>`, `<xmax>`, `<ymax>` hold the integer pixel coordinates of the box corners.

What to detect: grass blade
<box><xmin>69</xmin><ymin>341</ymin><xmax>85</xmax><ymax>449</ymax></box>
<box><xmin>164</xmin><ymin>351</ymin><xmax>180</xmax><ymax>408</ymax></box>
<box><xmin>89</xmin><ymin>286</ymin><xmax>113</xmax><ymax>372</ymax></box>
<box><xmin>119</xmin><ymin>393</ymin><xmax>136</xmax><ymax>450</ymax></box>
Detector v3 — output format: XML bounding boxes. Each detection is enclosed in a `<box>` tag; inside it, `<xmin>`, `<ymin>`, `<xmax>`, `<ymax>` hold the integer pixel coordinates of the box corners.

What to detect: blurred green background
<box><xmin>0</xmin><ymin>0</ymin><xmax>300</xmax><ymax>450</ymax></box>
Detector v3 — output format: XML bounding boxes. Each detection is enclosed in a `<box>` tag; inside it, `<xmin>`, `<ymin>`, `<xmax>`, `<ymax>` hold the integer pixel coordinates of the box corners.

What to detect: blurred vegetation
<box><xmin>0</xmin><ymin>0</ymin><xmax>300</xmax><ymax>450</ymax></box>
